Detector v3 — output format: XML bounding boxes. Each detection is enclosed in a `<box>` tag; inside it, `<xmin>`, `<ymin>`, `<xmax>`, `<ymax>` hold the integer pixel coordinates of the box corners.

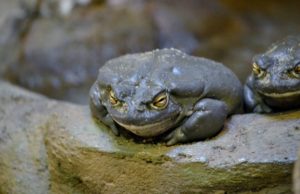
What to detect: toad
<box><xmin>244</xmin><ymin>36</ymin><xmax>300</xmax><ymax>113</ymax></box>
<box><xmin>90</xmin><ymin>49</ymin><xmax>243</xmax><ymax>145</ymax></box>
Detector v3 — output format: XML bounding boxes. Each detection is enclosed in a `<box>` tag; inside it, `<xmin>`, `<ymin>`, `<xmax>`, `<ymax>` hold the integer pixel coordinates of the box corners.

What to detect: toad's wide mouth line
<box><xmin>113</xmin><ymin>116</ymin><xmax>177</xmax><ymax>137</ymax></box>
<box><xmin>258</xmin><ymin>90</ymin><xmax>300</xmax><ymax>98</ymax></box>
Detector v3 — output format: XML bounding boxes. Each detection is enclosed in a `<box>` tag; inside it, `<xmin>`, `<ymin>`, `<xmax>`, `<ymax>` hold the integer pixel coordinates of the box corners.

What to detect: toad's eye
<box><xmin>291</xmin><ymin>63</ymin><xmax>300</xmax><ymax>78</ymax></box>
<box><xmin>150</xmin><ymin>92</ymin><xmax>169</xmax><ymax>110</ymax></box>
<box><xmin>252</xmin><ymin>62</ymin><xmax>265</xmax><ymax>78</ymax></box>
<box><xmin>109</xmin><ymin>90</ymin><xmax>120</xmax><ymax>106</ymax></box>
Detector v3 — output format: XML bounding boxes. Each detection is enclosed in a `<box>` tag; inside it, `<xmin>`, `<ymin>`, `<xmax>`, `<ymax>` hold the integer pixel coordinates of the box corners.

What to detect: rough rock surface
<box><xmin>0</xmin><ymin>81</ymin><xmax>299</xmax><ymax>194</ymax></box>
<box><xmin>0</xmin><ymin>81</ymin><xmax>53</xmax><ymax>193</ymax></box>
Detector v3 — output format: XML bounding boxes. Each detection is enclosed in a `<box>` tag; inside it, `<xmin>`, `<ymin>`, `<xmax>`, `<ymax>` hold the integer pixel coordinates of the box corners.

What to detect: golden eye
<box><xmin>252</xmin><ymin>62</ymin><xmax>265</xmax><ymax>78</ymax></box>
<box><xmin>150</xmin><ymin>92</ymin><xmax>169</xmax><ymax>110</ymax></box>
<box><xmin>294</xmin><ymin>64</ymin><xmax>300</xmax><ymax>74</ymax></box>
<box><xmin>291</xmin><ymin>64</ymin><xmax>300</xmax><ymax>78</ymax></box>
<box><xmin>109</xmin><ymin>90</ymin><xmax>120</xmax><ymax>106</ymax></box>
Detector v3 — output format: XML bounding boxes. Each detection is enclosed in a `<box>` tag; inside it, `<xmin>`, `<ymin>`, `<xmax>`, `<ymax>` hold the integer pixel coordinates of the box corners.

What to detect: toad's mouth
<box><xmin>258</xmin><ymin>90</ymin><xmax>300</xmax><ymax>98</ymax></box>
<box><xmin>113</xmin><ymin>116</ymin><xmax>177</xmax><ymax>137</ymax></box>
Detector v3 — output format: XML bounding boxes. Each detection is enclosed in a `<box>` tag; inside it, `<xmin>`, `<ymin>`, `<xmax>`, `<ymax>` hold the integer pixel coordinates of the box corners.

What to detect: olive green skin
<box><xmin>90</xmin><ymin>49</ymin><xmax>243</xmax><ymax>145</ymax></box>
<box><xmin>244</xmin><ymin>36</ymin><xmax>300</xmax><ymax>113</ymax></box>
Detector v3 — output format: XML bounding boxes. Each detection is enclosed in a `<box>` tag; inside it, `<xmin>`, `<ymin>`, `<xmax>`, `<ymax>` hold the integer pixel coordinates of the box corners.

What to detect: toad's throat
<box><xmin>258</xmin><ymin>90</ymin><xmax>300</xmax><ymax>98</ymax></box>
<box><xmin>113</xmin><ymin>117</ymin><xmax>176</xmax><ymax>137</ymax></box>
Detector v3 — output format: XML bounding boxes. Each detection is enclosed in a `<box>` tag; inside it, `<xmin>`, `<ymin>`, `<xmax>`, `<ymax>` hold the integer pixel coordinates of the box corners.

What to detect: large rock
<box><xmin>295</xmin><ymin>150</ymin><xmax>300</xmax><ymax>194</ymax></box>
<box><xmin>0</xmin><ymin>81</ymin><xmax>53</xmax><ymax>193</ymax></box>
<box><xmin>0</xmin><ymin>80</ymin><xmax>299</xmax><ymax>193</ymax></box>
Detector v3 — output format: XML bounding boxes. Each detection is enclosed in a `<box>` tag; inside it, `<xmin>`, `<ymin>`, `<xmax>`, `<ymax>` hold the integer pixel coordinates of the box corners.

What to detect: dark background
<box><xmin>1</xmin><ymin>0</ymin><xmax>299</xmax><ymax>104</ymax></box>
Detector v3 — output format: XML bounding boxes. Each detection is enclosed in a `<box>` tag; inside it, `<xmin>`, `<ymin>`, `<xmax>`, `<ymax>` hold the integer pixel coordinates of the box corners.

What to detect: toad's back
<box><xmin>98</xmin><ymin>49</ymin><xmax>242</xmax><ymax>113</ymax></box>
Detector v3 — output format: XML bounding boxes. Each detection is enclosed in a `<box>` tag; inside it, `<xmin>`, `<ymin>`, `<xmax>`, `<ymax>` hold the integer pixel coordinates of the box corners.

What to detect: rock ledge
<box><xmin>0</xmin><ymin>81</ymin><xmax>299</xmax><ymax>194</ymax></box>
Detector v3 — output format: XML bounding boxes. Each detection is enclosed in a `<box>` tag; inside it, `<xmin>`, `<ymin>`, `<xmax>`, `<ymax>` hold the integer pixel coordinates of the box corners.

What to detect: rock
<box><xmin>0</xmin><ymin>80</ymin><xmax>299</xmax><ymax>193</ymax></box>
<box><xmin>40</xmin><ymin>0</ymin><xmax>93</xmax><ymax>17</ymax></box>
<box><xmin>295</xmin><ymin>150</ymin><xmax>300</xmax><ymax>194</ymax></box>
<box><xmin>0</xmin><ymin>81</ymin><xmax>53</xmax><ymax>194</ymax></box>
<box><xmin>0</xmin><ymin>0</ymin><xmax>37</xmax><ymax>37</ymax></box>
<box><xmin>40</xmin><ymin>0</ymin><xmax>108</xmax><ymax>17</ymax></box>
<box><xmin>0</xmin><ymin>0</ymin><xmax>39</xmax><ymax>75</ymax></box>
<box><xmin>4</xmin><ymin>4</ymin><xmax>156</xmax><ymax>104</ymax></box>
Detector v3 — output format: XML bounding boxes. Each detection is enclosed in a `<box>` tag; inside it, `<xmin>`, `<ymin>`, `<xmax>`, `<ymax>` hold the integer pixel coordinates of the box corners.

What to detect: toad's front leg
<box><xmin>244</xmin><ymin>84</ymin><xmax>272</xmax><ymax>113</ymax></box>
<box><xmin>165</xmin><ymin>98</ymin><xmax>228</xmax><ymax>145</ymax></box>
<box><xmin>89</xmin><ymin>82</ymin><xmax>120</xmax><ymax>135</ymax></box>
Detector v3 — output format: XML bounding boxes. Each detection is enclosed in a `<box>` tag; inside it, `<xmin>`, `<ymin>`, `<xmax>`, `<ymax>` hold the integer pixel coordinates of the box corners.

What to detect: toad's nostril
<box><xmin>136</xmin><ymin>104</ymin><xmax>145</xmax><ymax>112</ymax></box>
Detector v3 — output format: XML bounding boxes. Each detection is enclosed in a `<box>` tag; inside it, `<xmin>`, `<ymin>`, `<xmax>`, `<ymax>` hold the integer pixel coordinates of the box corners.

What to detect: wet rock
<box><xmin>5</xmin><ymin>4</ymin><xmax>156</xmax><ymax>104</ymax></box>
<box><xmin>295</xmin><ymin>149</ymin><xmax>300</xmax><ymax>194</ymax></box>
<box><xmin>0</xmin><ymin>81</ymin><xmax>299</xmax><ymax>193</ymax></box>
